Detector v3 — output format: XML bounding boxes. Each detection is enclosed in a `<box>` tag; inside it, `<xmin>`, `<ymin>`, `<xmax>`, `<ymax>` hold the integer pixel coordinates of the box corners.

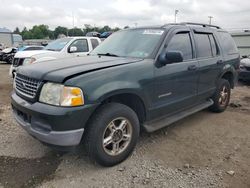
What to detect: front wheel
<box><xmin>84</xmin><ymin>103</ymin><xmax>140</xmax><ymax>166</ymax></box>
<box><xmin>209</xmin><ymin>79</ymin><xmax>231</xmax><ymax>113</ymax></box>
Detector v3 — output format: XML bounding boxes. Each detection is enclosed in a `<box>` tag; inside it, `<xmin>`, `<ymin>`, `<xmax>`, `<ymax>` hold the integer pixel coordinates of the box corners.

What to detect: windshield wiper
<box><xmin>97</xmin><ymin>53</ymin><xmax>119</xmax><ymax>57</ymax></box>
<box><xmin>46</xmin><ymin>49</ymin><xmax>56</xmax><ymax>51</ymax></box>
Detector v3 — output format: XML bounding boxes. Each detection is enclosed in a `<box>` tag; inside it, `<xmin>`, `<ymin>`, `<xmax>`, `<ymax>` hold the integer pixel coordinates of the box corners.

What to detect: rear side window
<box><xmin>208</xmin><ymin>34</ymin><xmax>219</xmax><ymax>56</ymax></box>
<box><xmin>194</xmin><ymin>33</ymin><xmax>212</xmax><ymax>58</ymax></box>
<box><xmin>217</xmin><ymin>32</ymin><xmax>238</xmax><ymax>54</ymax></box>
<box><xmin>166</xmin><ymin>33</ymin><xmax>193</xmax><ymax>60</ymax></box>
<box><xmin>91</xmin><ymin>39</ymin><xmax>99</xmax><ymax>49</ymax></box>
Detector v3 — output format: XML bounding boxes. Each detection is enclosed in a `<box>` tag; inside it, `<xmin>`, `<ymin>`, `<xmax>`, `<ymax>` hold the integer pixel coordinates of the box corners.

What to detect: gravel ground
<box><xmin>0</xmin><ymin>63</ymin><xmax>250</xmax><ymax>188</ymax></box>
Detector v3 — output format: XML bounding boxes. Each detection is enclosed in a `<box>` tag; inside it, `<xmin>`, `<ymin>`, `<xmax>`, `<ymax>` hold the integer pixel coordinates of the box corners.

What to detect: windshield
<box><xmin>44</xmin><ymin>38</ymin><xmax>72</xmax><ymax>51</ymax></box>
<box><xmin>91</xmin><ymin>29</ymin><xmax>165</xmax><ymax>58</ymax></box>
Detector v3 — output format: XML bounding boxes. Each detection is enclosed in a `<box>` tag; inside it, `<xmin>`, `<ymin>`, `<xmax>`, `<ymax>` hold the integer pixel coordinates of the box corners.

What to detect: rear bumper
<box><xmin>11</xmin><ymin>92</ymin><xmax>98</xmax><ymax>146</ymax></box>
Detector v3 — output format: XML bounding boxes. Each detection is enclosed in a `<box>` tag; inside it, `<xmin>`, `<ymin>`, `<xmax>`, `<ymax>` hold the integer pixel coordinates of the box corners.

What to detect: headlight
<box><xmin>39</xmin><ymin>82</ymin><xmax>84</xmax><ymax>106</ymax></box>
<box><xmin>22</xmin><ymin>57</ymin><xmax>36</xmax><ymax>66</ymax></box>
<box><xmin>239</xmin><ymin>64</ymin><xmax>246</xmax><ymax>70</ymax></box>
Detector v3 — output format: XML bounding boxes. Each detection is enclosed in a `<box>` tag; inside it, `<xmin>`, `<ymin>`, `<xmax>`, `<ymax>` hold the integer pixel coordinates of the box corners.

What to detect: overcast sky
<box><xmin>0</xmin><ymin>0</ymin><xmax>249</xmax><ymax>31</ymax></box>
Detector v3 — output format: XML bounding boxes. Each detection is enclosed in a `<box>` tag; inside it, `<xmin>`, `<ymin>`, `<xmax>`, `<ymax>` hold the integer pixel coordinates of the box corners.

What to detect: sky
<box><xmin>0</xmin><ymin>0</ymin><xmax>250</xmax><ymax>31</ymax></box>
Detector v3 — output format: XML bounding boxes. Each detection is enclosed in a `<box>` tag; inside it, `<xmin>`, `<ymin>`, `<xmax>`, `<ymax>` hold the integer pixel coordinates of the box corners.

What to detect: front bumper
<box><xmin>239</xmin><ymin>70</ymin><xmax>250</xmax><ymax>81</ymax></box>
<box><xmin>11</xmin><ymin>92</ymin><xmax>98</xmax><ymax>146</ymax></box>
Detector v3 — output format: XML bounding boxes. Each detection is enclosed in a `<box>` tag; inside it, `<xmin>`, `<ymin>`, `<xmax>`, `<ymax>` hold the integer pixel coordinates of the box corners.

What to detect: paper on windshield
<box><xmin>143</xmin><ymin>30</ymin><xmax>164</xmax><ymax>35</ymax></box>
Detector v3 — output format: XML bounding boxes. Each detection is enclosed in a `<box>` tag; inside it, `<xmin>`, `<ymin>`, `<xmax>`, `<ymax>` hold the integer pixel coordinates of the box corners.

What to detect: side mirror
<box><xmin>157</xmin><ymin>51</ymin><xmax>183</xmax><ymax>66</ymax></box>
<box><xmin>69</xmin><ymin>46</ymin><xmax>77</xmax><ymax>53</ymax></box>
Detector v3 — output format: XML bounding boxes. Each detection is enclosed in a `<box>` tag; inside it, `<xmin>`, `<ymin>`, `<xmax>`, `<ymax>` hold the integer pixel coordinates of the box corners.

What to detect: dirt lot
<box><xmin>0</xmin><ymin>63</ymin><xmax>250</xmax><ymax>188</ymax></box>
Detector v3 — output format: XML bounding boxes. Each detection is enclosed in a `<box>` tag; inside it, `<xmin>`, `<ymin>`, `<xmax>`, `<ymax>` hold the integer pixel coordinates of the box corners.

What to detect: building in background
<box><xmin>231</xmin><ymin>31</ymin><xmax>250</xmax><ymax>57</ymax></box>
<box><xmin>0</xmin><ymin>27</ymin><xmax>23</xmax><ymax>48</ymax></box>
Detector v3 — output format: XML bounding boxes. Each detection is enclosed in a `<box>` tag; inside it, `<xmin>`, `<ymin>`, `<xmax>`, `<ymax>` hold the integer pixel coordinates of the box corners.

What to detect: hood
<box><xmin>14</xmin><ymin>50</ymin><xmax>56</xmax><ymax>58</ymax></box>
<box><xmin>17</xmin><ymin>55</ymin><xmax>143</xmax><ymax>83</ymax></box>
<box><xmin>240</xmin><ymin>58</ymin><xmax>250</xmax><ymax>66</ymax></box>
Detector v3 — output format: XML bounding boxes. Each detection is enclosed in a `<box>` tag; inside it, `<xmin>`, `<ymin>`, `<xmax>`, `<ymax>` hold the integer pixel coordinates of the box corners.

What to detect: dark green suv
<box><xmin>11</xmin><ymin>23</ymin><xmax>240</xmax><ymax>166</ymax></box>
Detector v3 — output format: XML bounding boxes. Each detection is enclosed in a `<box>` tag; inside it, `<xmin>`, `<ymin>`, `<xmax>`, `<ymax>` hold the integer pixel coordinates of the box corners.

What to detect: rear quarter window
<box><xmin>217</xmin><ymin>32</ymin><xmax>238</xmax><ymax>55</ymax></box>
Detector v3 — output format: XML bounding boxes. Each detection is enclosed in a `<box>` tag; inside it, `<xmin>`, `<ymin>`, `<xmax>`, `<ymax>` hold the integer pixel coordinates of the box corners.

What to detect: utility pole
<box><xmin>174</xmin><ymin>10</ymin><xmax>179</xmax><ymax>23</ymax></box>
<box><xmin>208</xmin><ymin>16</ymin><xmax>213</xmax><ymax>25</ymax></box>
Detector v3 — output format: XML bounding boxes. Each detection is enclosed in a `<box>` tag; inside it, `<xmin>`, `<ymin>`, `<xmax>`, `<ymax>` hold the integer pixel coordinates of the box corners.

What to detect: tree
<box><xmin>124</xmin><ymin>26</ymin><xmax>129</xmax><ymax>29</ymax></box>
<box><xmin>21</xmin><ymin>27</ymin><xmax>33</xmax><ymax>40</ymax></box>
<box><xmin>54</xmin><ymin>26</ymin><xmax>68</xmax><ymax>38</ymax></box>
<box><xmin>30</xmin><ymin>25</ymin><xmax>50</xmax><ymax>39</ymax></box>
<box><xmin>68</xmin><ymin>27</ymin><xmax>84</xmax><ymax>36</ymax></box>
<box><xmin>13</xmin><ymin>27</ymin><xmax>20</xmax><ymax>34</ymax></box>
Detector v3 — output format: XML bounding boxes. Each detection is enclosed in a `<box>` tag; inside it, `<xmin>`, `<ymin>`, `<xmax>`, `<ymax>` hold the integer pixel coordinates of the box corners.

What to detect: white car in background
<box><xmin>9</xmin><ymin>37</ymin><xmax>101</xmax><ymax>78</ymax></box>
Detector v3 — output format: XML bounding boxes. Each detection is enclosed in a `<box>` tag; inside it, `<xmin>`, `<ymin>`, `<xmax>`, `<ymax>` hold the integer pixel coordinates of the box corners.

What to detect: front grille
<box><xmin>245</xmin><ymin>66</ymin><xmax>250</xmax><ymax>71</ymax></box>
<box><xmin>15</xmin><ymin>74</ymin><xmax>42</xmax><ymax>99</ymax></box>
<box><xmin>13</xmin><ymin>58</ymin><xmax>24</xmax><ymax>67</ymax></box>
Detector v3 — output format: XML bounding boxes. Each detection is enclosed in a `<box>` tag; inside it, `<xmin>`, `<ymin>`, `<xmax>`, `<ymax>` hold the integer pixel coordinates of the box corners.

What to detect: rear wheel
<box><xmin>209</xmin><ymin>79</ymin><xmax>231</xmax><ymax>113</ymax></box>
<box><xmin>84</xmin><ymin>103</ymin><xmax>140</xmax><ymax>166</ymax></box>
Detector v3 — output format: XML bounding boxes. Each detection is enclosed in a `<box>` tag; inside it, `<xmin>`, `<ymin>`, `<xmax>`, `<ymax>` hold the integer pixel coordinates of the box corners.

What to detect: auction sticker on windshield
<box><xmin>143</xmin><ymin>30</ymin><xmax>164</xmax><ymax>35</ymax></box>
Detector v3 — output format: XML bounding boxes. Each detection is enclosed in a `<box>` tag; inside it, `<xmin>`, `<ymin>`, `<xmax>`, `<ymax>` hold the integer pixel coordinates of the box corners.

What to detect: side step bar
<box><xmin>143</xmin><ymin>99</ymin><xmax>214</xmax><ymax>132</ymax></box>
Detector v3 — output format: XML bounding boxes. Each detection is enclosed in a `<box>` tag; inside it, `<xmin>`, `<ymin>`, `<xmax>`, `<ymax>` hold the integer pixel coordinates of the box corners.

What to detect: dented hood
<box><xmin>17</xmin><ymin>55</ymin><xmax>143</xmax><ymax>83</ymax></box>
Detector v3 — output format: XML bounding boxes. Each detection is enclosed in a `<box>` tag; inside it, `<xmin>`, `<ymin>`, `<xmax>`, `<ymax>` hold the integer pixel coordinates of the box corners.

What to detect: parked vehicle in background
<box><xmin>0</xmin><ymin>43</ymin><xmax>4</xmax><ymax>51</ymax></box>
<box><xmin>0</xmin><ymin>47</ymin><xmax>17</xmax><ymax>64</ymax></box>
<box><xmin>86</xmin><ymin>32</ymin><xmax>100</xmax><ymax>38</ymax></box>
<box><xmin>11</xmin><ymin>23</ymin><xmax>239</xmax><ymax>166</ymax></box>
<box><xmin>100</xmin><ymin>31</ymin><xmax>113</xmax><ymax>38</ymax></box>
<box><xmin>239</xmin><ymin>56</ymin><xmax>250</xmax><ymax>81</ymax></box>
<box><xmin>18</xmin><ymin>46</ymin><xmax>44</xmax><ymax>51</ymax></box>
<box><xmin>9</xmin><ymin>37</ymin><xmax>101</xmax><ymax>78</ymax></box>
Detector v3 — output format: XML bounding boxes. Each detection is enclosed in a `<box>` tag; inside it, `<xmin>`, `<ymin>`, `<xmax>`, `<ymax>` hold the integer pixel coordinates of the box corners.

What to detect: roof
<box><xmin>0</xmin><ymin>27</ymin><xmax>12</xmax><ymax>33</ymax></box>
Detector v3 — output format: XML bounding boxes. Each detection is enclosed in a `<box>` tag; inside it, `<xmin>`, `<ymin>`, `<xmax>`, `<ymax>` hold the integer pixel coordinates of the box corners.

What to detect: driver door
<box><xmin>68</xmin><ymin>39</ymin><xmax>89</xmax><ymax>57</ymax></box>
<box><xmin>151</xmin><ymin>29</ymin><xmax>199</xmax><ymax>119</ymax></box>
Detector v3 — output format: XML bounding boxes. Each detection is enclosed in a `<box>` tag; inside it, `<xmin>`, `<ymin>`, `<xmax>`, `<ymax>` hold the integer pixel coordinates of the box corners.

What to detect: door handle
<box><xmin>188</xmin><ymin>65</ymin><xmax>197</xmax><ymax>71</ymax></box>
<box><xmin>217</xmin><ymin>60</ymin><xmax>223</xmax><ymax>65</ymax></box>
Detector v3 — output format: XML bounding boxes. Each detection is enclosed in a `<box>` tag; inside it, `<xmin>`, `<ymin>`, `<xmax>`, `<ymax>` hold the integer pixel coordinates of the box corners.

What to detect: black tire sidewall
<box><xmin>86</xmin><ymin>103</ymin><xmax>140</xmax><ymax>166</ymax></box>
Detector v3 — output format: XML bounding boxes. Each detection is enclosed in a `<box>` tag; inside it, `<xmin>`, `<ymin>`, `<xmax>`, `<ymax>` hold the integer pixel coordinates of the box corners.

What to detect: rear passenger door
<box><xmin>192</xmin><ymin>30</ymin><xmax>223</xmax><ymax>100</ymax></box>
<box><xmin>152</xmin><ymin>29</ymin><xmax>199</xmax><ymax>119</ymax></box>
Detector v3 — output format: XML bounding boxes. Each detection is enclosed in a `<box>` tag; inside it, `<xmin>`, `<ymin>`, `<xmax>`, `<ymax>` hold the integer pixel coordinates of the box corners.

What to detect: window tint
<box><xmin>208</xmin><ymin>34</ymin><xmax>219</xmax><ymax>56</ymax></box>
<box><xmin>166</xmin><ymin>33</ymin><xmax>193</xmax><ymax>60</ymax></box>
<box><xmin>90</xmin><ymin>39</ymin><xmax>99</xmax><ymax>49</ymax></box>
<box><xmin>70</xmin><ymin>39</ymin><xmax>89</xmax><ymax>52</ymax></box>
<box><xmin>194</xmin><ymin>33</ymin><xmax>212</xmax><ymax>58</ymax></box>
<box><xmin>217</xmin><ymin>32</ymin><xmax>238</xmax><ymax>54</ymax></box>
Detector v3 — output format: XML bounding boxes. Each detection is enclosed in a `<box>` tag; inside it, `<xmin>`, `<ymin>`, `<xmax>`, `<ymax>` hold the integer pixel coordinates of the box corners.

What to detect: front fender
<box><xmin>89</xmin><ymin>81</ymin><xmax>145</xmax><ymax>102</ymax></box>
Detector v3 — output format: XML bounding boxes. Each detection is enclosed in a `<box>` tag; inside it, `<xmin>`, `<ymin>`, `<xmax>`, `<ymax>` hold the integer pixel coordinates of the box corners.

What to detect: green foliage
<box><xmin>54</xmin><ymin>26</ymin><xmax>68</xmax><ymax>38</ymax></box>
<box><xmin>68</xmin><ymin>27</ymin><xmax>84</xmax><ymax>36</ymax></box>
<box><xmin>13</xmin><ymin>27</ymin><xmax>20</xmax><ymax>34</ymax></box>
<box><xmin>18</xmin><ymin>24</ymin><xmax>122</xmax><ymax>40</ymax></box>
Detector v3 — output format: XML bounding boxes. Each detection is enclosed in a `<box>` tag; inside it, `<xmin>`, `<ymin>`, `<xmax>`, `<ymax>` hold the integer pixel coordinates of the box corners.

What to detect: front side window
<box><xmin>194</xmin><ymin>33</ymin><xmax>213</xmax><ymax>58</ymax></box>
<box><xmin>166</xmin><ymin>32</ymin><xmax>193</xmax><ymax>61</ymax></box>
<box><xmin>70</xmin><ymin>39</ymin><xmax>89</xmax><ymax>52</ymax></box>
<box><xmin>91</xmin><ymin>29</ymin><xmax>165</xmax><ymax>58</ymax></box>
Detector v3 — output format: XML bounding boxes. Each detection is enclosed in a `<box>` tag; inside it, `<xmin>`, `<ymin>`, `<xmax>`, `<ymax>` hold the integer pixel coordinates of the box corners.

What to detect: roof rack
<box><xmin>161</xmin><ymin>22</ymin><xmax>221</xmax><ymax>29</ymax></box>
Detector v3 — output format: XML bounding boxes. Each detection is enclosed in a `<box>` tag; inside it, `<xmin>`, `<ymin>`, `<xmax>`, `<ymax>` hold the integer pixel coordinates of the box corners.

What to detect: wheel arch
<box><xmin>99</xmin><ymin>91</ymin><xmax>147</xmax><ymax>124</ymax></box>
<box><xmin>220</xmin><ymin>71</ymin><xmax>235</xmax><ymax>88</ymax></box>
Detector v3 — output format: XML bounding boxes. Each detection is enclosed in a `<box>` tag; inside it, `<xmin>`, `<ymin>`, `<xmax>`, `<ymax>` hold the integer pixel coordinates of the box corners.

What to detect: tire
<box><xmin>209</xmin><ymin>79</ymin><xmax>231</xmax><ymax>113</ymax></box>
<box><xmin>84</xmin><ymin>103</ymin><xmax>140</xmax><ymax>166</ymax></box>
